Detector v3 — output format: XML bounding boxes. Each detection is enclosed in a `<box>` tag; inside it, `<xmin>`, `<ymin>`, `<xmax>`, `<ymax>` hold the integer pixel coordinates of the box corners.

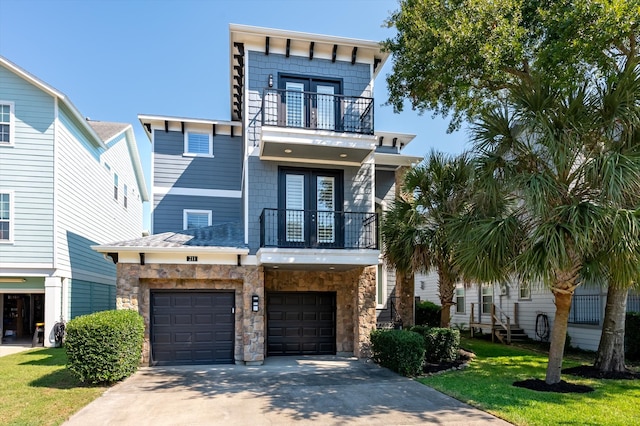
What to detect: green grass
<box><xmin>0</xmin><ymin>348</ymin><xmax>107</xmax><ymax>425</ymax></box>
<box><xmin>418</xmin><ymin>338</ymin><xmax>640</xmax><ymax>426</ymax></box>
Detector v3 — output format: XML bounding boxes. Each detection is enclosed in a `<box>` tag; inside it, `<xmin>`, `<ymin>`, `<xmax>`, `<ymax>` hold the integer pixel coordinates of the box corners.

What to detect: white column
<box><xmin>44</xmin><ymin>277</ymin><xmax>63</xmax><ymax>347</ymax></box>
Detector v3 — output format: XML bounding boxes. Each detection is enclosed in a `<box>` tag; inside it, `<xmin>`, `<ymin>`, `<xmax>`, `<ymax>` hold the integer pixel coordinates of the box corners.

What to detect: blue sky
<box><xmin>0</xmin><ymin>0</ymin><xmax>469</xmax><ymax>230</ymax></box>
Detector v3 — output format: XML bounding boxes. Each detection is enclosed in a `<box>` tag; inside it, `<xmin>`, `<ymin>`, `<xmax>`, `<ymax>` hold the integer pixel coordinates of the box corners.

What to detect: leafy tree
<box><xmin>384</xmin><ymin>0</ymin><xmax>639</xmax><ymax>130</ymax></box>
<box><xmin>454</xmin><ymin>71</ymin><xmax>640</xmax><ymax>384</ymax></box>
<box><xmin>384</xmin><ymin>0</ymin><xmax>640</xmax><ymax>377</ymax></box>
<box><xmin>382</xmin><ymin>151</ymin><xmax>472</xmax><ymax>328</ymax></box>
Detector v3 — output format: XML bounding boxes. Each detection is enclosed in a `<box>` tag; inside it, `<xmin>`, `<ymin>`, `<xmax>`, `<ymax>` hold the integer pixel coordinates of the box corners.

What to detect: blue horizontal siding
<box><xmin>153</xmin><ymin>193</ymin><xmax>243</xmax><ymax>233</ymax></box>
<box><xmin>154</xmin><ymin>130</ymin><xmax>242</xmax><ymax>191</ymax></box>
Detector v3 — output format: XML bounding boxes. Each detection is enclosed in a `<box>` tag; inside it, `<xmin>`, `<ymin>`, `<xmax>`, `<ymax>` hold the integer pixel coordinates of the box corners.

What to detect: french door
<box><xmin>280</xmin><ymin>76</ymin><xmax>341</xmax><ymax>131</ymax></box>
<box><xmin>279</xmin><ymin>168</ymin><xmax>343</xmax><ymax>248</ymax></box>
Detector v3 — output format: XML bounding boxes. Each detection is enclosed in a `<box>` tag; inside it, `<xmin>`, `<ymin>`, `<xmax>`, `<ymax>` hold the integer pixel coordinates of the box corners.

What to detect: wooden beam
<box><xmin>374</xmin><ymin>57</ymin><xmax>382</xmax><ymax>71</ymax></box>
<box><xmin>351</xmin><ymin>46</ymin><xmax>358</xmax><ymax>65</ymax></box>
<box><xmin>265</xmin><ymin>36</ymin><xmax>270</xmax><ymax>55</ymax></box>
<box><xmin>164</xmin><ymin>120</ymin><xmax>168</xmax><ymax>133</ymax></box>
<box><xmin>309</xmin><ymin>41</ymin><xmax>315</xmax><ymax>60</ymax></box>
<box><xmin>332</xmin><ymin>44</ymin><xmax>338</xmax><ymax>63</ymax></box>
<box><xmin>392</xmin><ymin>137</ymin><xmax>398</xmax><ymax>147</ymax></box>
<box><xmin>230</xmin><ymin>125</ymin><xmax>234</xmax><ymax>138</ymax></box>
<box><xmin>181</xmin><ymin>121</ymin><xmax>184</xmax><ymax>134</ymax></box>
<box><xmin>378</xmin><ymin>136</ymin><xmax>384</xmax><ymax>146</ymax></box>
<box><xmin>286</xmin><ymin>38</ymin><xmax>291</xmax><ymax>57</ymax></box>
<box><xmin>212</xmin><ymin>124</ymin><xmax>216</xmax><ymax>136</ymax></box>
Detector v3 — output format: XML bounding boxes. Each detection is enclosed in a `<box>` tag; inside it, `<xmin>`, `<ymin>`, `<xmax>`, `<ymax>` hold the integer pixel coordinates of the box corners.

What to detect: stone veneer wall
<box><xmin>116</xmin><ymin>263</ymin><xmax>264</xmax><ymax>365</ymax></box>
<box><xmin>265</xmin><ymin>266</ymin><xmax>376</xmax><ymax>357</ymax></box>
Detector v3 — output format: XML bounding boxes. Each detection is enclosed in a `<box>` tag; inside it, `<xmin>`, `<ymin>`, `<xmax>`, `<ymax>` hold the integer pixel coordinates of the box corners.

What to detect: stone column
<box><xmin>44</xmin><ymin>276</ymin><xmax>63</xmax><ymax>347</ymax></box>
<box><xmin>243</xmin><ymin>266</ymin><xmax>265</xmax><ymax>365</ymax></box>
<box><xmin>354</xmin><ymin>266</ymin><xmax>376</xmax><ymax>358</ymax></box>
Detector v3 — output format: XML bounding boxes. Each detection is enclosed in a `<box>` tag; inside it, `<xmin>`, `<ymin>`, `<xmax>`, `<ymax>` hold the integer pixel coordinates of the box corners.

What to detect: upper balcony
<box><xmin>258</xmin><ymin>88</ymin><xmax>377</xmax><ymax>165</ymax></box>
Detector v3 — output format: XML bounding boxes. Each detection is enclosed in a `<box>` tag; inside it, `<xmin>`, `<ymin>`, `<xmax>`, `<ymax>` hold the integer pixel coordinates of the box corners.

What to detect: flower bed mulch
<box><xmin>562</xmin><ymin>365</ymin><xmax>640</xmax><ymax>380</ymax></box>
<box><xmin>513</xmin><ymin>379</ymin><xmax>594</xmax><ymax>393</ymax></box>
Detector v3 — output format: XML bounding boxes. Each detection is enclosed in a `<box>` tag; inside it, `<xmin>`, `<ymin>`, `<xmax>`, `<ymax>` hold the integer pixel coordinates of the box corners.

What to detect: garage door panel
<box><xmin>151</xmin><ymin>291</ymin><xmax>234</xmax><ymax>365</ymax></box>
<box><xmin>267</xmin><ymin>292</ymin><xmax>336</xmax><ymax>356</ymax></box>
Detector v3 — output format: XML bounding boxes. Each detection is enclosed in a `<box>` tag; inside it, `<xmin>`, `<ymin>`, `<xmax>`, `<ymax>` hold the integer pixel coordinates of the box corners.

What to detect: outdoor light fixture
<box><xmin>252</xmin><ymin>295</ymin><xmax>259</xmax><ymax>312</ymax></box>
<box><xmin>284</xmin><ymin>149</ymin><xmax>292</xmax><ymax>154</ymax></box>
<box><xmin>268</xmin><ymin>74</ymin><xmax>273</xmax><ymax>88</ymax></box>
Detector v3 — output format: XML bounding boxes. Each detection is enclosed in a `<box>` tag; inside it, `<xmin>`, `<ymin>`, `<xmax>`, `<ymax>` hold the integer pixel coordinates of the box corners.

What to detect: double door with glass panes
<box><xmin>279</xmin><ymin>168</ymin><xmax>343</xmax><ymax>248</ymax></box>
<box><xmin>279</xmin><ymin>76</ymin><xmax>341</xmax><ymax>132</ymax></box>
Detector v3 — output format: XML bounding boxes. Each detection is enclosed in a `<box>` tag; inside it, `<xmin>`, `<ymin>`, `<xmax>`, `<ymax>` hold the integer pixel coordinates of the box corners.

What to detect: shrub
<box><xmin>626</xmin><ymin>312</ymin><xmax>640</xmax><ymax>361</ymax></box>
<box><xmin>65</xmin><ymin>309</ymin><xmax>144</xmax><ymax>384</ymax></box>
<box><xmin>415</xmin><ymin>301</ymin><xmax>442</xmax><ymax>327</ymax></box>
<box><xmin>411</xmin><ymin>326</ymin><xmax>460</xmax><ymax>363</ymax></box>
<box><xmin>370</xmin><ymin>329</ymin><xmax>425</xmax><ymax>376</ymax></box>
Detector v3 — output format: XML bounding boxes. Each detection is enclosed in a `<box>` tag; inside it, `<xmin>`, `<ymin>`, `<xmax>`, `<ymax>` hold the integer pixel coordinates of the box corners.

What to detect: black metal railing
<box><xmin>261</xmin><ymin>88</ymin><xmax>374</xmax><ymax>135</ymax></box>
<box><xmin>569</xmin><ymin>294</ymin><xmax>601</xmax><ymax>325</ymax></box>
<box><xmin>260</xmin><ymin>208</ymin><xmax>378</xmax><ymax>249</ymax></box>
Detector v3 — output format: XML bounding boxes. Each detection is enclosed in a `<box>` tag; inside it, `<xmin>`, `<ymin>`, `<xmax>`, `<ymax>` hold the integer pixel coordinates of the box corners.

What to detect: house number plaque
<box><xmin>186</xmin><ymin>256</ymin><xmax>198</xmax><ymax>262</ymax></box>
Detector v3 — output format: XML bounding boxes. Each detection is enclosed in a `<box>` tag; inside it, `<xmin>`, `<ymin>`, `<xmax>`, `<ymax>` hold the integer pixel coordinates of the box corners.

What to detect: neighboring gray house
<box><xmin>415</xmin><ymin>272</ymin><xmax>640</xmax><ymax>351</ymax></box>
<box><xmin>0</xmin><ymin>56</ymin><xmax>148</xmax><ymax>346</ymax></box>
<box><xmin>95</xmin><ymin>24</ymin><xmax>419</xmax><ymax>366</ymax></box>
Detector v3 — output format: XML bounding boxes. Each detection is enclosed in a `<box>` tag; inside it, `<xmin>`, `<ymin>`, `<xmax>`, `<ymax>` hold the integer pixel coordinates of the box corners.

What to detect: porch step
<box><xmin>493</xmin><ymin>327</ymin><xmax>528</xmax><ymax>342</ymax></box>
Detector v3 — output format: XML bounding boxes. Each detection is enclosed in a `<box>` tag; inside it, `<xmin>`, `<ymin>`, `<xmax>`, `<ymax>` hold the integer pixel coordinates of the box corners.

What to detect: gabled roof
<box><xmin>87</xmin><ymin>120</ymin><xmax>130</xmax><ymax>143</ymax></box>
<box><xmin>93</xmin><ymin>223</ymin><xmax>247</xmax><ymax>254</ymax></box>
<box><xmin>0</xmin><ymin>55</ymin><xmax>106</xmax><ymax>150</ymax></box>
<box><xmin>0</xmin><ymin>56</ymin><xmax>149</xmax><ymax>202</ymax></box>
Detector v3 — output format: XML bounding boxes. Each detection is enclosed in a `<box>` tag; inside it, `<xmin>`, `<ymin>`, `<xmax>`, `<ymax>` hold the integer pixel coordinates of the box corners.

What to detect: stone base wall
<box><xmin>265</xmin><ymin>266</ymin><xmax>376</xmax><ymax>357</ymax></box>
<box><xmin>116</xmin><ymin>263</ymin><xmax>264</xmax><ymax>365</ymax></box>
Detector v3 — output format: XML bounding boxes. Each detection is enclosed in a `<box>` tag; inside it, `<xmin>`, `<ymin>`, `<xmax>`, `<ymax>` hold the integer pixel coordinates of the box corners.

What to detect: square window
<box><xmin>519</xmin><ymin>282</ymin><xmax>531</xmax><ymax>300</ymax></box>
<box><xmin>184</xmin><ymin>132</ymin><xmax>212</xmax><ymax>156</ymax></box>
<box><xmin>183</xmin><ymin>210</ymin><xmax>212</xmax><ymax>230</ymax></box>
<box><xmin>481</xmin><ymin>286</ymin><xmax>493</xmax><ymax>314</ymax></box>
<box><xmin>0</xmin><ymin>102</ymin><xmax>15</xmax><ymax>145</ymax></box>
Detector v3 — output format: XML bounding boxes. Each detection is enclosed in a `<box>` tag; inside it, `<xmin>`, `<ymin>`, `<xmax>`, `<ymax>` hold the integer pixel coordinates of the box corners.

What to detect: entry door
<box><xmin>312</xmin><ymin>81</ymin><xmax>340</xmax><ymax>131</ymax></box>
<box><xmin>279</xmin><ymin>168</ymin><xmax>343</xmax><ymax>248</ymax></box>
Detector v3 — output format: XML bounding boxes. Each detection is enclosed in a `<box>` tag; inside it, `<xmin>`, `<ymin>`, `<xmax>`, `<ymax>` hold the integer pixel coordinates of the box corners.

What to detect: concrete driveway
<box><xmin>65</xmin><ymin>356</ymin><xmax>511</xmax><ymax>425</ymax></box>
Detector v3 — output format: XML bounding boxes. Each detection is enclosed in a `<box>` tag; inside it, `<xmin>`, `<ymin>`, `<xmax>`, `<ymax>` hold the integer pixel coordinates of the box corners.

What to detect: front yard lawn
<box><xmin>0</xmin><ymin>348</ymin><xmax>107</xmax><ymax>425</ymax></box>
<box><xmin>419</xmin><ymin>338</ymin><xmax>640</xmax><ymax>426</ymax></box>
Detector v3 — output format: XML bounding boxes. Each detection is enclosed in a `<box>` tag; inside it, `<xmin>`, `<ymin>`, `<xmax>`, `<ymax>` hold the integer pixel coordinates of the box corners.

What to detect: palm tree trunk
<box><xmin>546</xmin><ymin>291</ymin><xmax>573</xmax><ymax>384</ymax></box>
<box><xmin>594</xmin><ymin>286</ymin><xmax>628</xmax><ymax>372</ymax></box>
<box><xmin>437</xmin><ymin>271</ymin><xmax>454</xmax><ymax>328</ymax></box>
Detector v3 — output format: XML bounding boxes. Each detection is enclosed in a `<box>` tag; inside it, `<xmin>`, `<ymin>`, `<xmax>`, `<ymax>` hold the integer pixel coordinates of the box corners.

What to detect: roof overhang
<box><xmin>257</xmin><ymin>248</ymin><xmax>380</xmax><ymax>271</ymax></box>
<box><xmin>260</xmin><ymin>126</ymin><xmax>376</xmax><ymax>165</ymax></box>
<box><xmin>138</xmin><ymin>114</ymin><xmax>243</xmax><ymax>141</ymax></box>
<box><xmin>0</xmin><ymin>55</ymin><xmax>106</xmax><ymax>150</ymax></box>
<box><xmin>92</xmin><ymin>245</ymin><xmax>249</xmax><ymax>255</ymax></box>
<box><xmin>374</xmin><ymin>152</ymin><xmax>423</xmax><ymax>168</ymax></box>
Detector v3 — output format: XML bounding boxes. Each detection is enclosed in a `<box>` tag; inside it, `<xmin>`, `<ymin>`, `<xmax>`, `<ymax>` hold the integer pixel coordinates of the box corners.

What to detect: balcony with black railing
<box><xmin>259</xmin><ymin>208</ymin><xmax>378</xmax><ymax>250</ymax></box>
<box><xmin>261</xmin><ymin>88</ymin><xmax>374</xmax><ymax>135</ymax></box>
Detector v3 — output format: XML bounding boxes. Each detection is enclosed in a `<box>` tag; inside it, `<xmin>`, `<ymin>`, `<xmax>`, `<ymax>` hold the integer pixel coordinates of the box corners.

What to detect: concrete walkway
<box><xmin>65</xmin><ymin>356</ymin><xmax>511</xmax><ymax>425</ymax></box>
<box><xmin>0</xmin><ymin>341</ymin><xmax>35</xmax><ymax>357</ymax></box>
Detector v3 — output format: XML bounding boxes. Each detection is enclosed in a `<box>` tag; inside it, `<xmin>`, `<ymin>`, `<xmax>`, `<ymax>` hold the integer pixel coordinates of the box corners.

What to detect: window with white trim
<box><xmin>455</xmin><ymin>287</ymin><xmax>465</xmax><ymax>314</ymax></box>
<box><xmin>113</xmin><ymin>174</ymin><xmax>119</xmax><ymax>200</ymax></box>
<box><xmin>123</xmin><ymin>184</ymin><xmax>128</xmax><ymax>209</ymax></box>
<box><xmin>183</xmin><ymin>209</ymin><xmax>212</xmax><ymax>230</ymax></box>
<box><xmin>0</xmin><ymin>192</ymin><xmax>12</xmax><ymax>242</ymax></box>
<box><xmin>184</xmin><ymin>132</ymin><xmax>213</xmax><ymax>156</ymax></box>
<box><xmin>0</xmin><ymin>102</ymin><xmax>15</xmax><ymax>145</ymax></box>
<box><xmin>519</xmin><ymin>282</ymin><xmax>531</xmax><ymax>300</ymax></box>
<box><xmin>376</xmin><ymin>263</ymin><xmax>387</xmax><ymax>308</ymax></box>
<box><xmin>481</xmin><ymin>286</ymin><xmax>493</xmax><ymax>314</ymax></box>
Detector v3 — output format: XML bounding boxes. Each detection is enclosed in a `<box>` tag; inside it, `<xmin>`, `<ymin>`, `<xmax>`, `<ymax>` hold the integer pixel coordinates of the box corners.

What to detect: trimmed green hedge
<box><xmin>65</xmin><ymin>309</ymin><xmax>144</xmax><ymax>384</ymax></box>
<box><xmin>410</xmin><ymin>326</ymin><xmax>460</xmax><ymax>363</ymax></box>
<box><xmin>370</xmin><ymin>329</ymin><xmax>425</xmax><ymax>376</ymax></box>
<box><xmin>415</xmin><ymin>301</ymin><xmax>442</xmax><ymax>327</ymax></box>
<box><xmin>626</xmin><ymin>312</ymin><xmax>640</xmax><ymax>361</ymax></box>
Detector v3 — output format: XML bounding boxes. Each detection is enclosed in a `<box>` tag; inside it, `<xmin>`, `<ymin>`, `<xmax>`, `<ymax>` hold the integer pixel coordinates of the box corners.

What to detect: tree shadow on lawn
<box><xmin>18</xmin><ymin>347</ymin><xmax>66</xmax><ymax>366</ymax></box>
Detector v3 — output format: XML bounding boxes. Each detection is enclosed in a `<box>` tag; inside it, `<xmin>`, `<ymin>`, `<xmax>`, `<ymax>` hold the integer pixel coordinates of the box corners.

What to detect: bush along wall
<box><xmin>415</xmin><ymin>301</ymin><xmax>442</xmax><ymax>327</ymax></box>
<box><xmin>626</xmin><ymin>312</ymin><xmax>640</xmax><ymax>361</ymax></box>
<box><xmin>370</xmin><ymin>329</ymin><xmax>425</xmax><ymax>376</ymax></box>
<box><xmin>410</xmin><ymin>326</ymin><xmax>460</xmax><ymax>363</ymax></box>
<box><xmin>65</xmin><ymin>309</ymin><xmax>144</xmax><ymax>384</ymax></box>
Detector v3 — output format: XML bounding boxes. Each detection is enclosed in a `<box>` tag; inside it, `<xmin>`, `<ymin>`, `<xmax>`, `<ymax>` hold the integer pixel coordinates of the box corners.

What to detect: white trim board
<box><xmin>154</xmin><ymin>186</ymin><xmax>242</xmax><ymax>198</ymax></box>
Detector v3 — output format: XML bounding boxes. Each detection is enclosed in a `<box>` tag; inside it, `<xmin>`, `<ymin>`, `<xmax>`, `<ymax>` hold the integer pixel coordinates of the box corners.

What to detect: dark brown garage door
<box><xmin>151</xmin><ymin>291</ymin><xmax>234</xmax><ymax>365</ymax></box>
<box><xmin>267</xmin><ymin>292</ymin><xmax>336</xmax><ymax>355</ymax></box>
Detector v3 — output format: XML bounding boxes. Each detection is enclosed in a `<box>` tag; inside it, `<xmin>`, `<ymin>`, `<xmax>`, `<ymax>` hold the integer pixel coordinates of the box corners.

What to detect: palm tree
<box><xmin>453</xmin><ymin>73</ymin><xmax>640</xmax><ymax>385</ymax></box>
<box><xmin>381</xmin><ymin>150</ymin><xmax>472</xmax><ymax>328</ymax></box>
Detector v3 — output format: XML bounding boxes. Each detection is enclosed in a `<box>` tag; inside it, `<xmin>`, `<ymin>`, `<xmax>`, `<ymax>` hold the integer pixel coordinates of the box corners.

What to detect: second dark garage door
<box><xmin>151</xmin><ymin>291</ymin><xmax>234</xmax><ymax>365</ymax></box>
<box><xmin>267</xmin><ymin>292</ymin><xmax>336</xmax><ymax>355</ymax></box>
